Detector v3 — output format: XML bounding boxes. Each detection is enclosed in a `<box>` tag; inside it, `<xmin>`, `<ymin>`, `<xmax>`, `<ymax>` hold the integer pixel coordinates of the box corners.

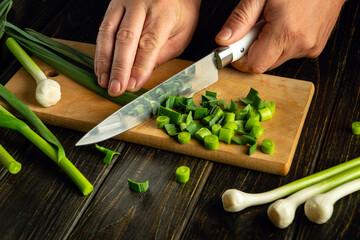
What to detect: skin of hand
<box><xmin>95</xmin><ymin>0</ymin><xmax>202</xmax><ymax>97</ymax></box>
<box><xmin>215</xmin><ymin>0</ymin><xmax>347</xmax><ymax>73</ymax></box>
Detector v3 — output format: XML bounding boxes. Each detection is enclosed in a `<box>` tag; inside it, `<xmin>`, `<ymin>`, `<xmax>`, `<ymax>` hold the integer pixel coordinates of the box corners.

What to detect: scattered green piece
<box><xmin>249</xmin><ymin>125</ymin><xmax>264</xmax><ymax>139</ymax></box>
<box><xmin>352</xmin><ymin>121</ymin><xmax>360</xmax><ymax>135</ymax></box>
<box><xmin>258</xmin><ymin>107</ymin><xmax>273</xmax><ymax>121</ymax></box>
<box><xmin>128</xmin><ymin>178</ymin><xmax>149</xmax><ymax>192</ymax></box>
<box><xmin>219</xmin><ymin>128</ymin><xmax>234</xmax><ymax>144</ymax></box>
<box><xmin>245</xmin><ymin>118</ymin><xmax>261</xmax><ymax>131</ymax></box>
<box><xmin>223</xmin><ymin>112</ymin><xmax>235</xmax><ymax>124</ymax></box>
<box><xmin>178</xmin><ymin>131</ymin><xmax>191</xmax><ymax>144</ymax></box>
<box><xmin>155</xmin><ymin>87</ymin><xmax>275</xmax><ymax>155</ymax></box>
<box><xmin>158</xmin><ymin>106</ymin><xmax>181</xmax><ymax>125</ymax></box>
<box><xmin>239</xmin><ymin>88</ymin><xmax>259</xmax><ymax>105</ymax></box>
<box><xmin>95</xmin><ymin>144</ymin><xmax>120</xmax><ymax>164</ymax></box>
<box><xmin>223</xmin><ymin>121</ymin><xmax>238</xmax><ymax>131</ymax></box>
<box><xmin>156</xmin><ymin>115</ymin><xmax>170</xmax><ymax>129</ymax></box>
<box><xmin>194</xmin><ymin>127</ymin><xmax>212</xmax><ymax>142</ymax></box>
<box><xmin>204</xmin><ymin>134</ymin><xmax>219</xmax><ymax>150</ymax></box>
<box><xmin>176</xmin><ymin>166</ymin><xmax>190</xmax><ymax>183</ymax></box>
<box><xmin>194</xmin><ymin>107</ymin><xmax>208</xmax><ymax>120</ymax></box>
<box><xmin>249</xmin><ymin>141</ymin><xmax>257</xmax><ymax>156</ymax></box>
<box><xmin>164</xmin><ymin>124</ymin><xmax>178</xmax><ymax>136</ymax></box>
<box><xmin>211</xmin><ymin>124</ymin><xmax>222</xmax><ymax>136</ymax></box>
<box><xmin>265</xmin><ymin>101</ymin><xmax>276</xmax><ymax>114</ymax></box>
<box><xmin>262</xmin><ymin>139</ymin><xmax>275</xmax><ymax>155</ymax></box>
<box><xmin>0</xmin><ymin>144</ymin><xmax>21</xmax><ymax>174</ymax></box>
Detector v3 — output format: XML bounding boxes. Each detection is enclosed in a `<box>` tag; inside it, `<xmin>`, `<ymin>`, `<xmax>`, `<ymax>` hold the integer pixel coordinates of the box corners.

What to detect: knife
<box><xmin>75</xmin><ymin>21</ymin><xmax>265</xmax><ymax>146</ymax></box>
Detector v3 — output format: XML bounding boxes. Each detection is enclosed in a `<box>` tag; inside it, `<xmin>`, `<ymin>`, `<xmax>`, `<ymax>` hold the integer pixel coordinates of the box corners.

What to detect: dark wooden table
<box><xmin>1</xmin><ymin>0</ymin><xmax>359</xmax><ymax>239</ymax></box>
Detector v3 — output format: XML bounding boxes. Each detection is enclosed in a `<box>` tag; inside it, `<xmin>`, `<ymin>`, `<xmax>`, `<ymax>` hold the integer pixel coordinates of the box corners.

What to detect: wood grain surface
<box><xmin>1</xmin><ymin>40</ymin><xmax>314</xmax><ymax>175</ymax></box>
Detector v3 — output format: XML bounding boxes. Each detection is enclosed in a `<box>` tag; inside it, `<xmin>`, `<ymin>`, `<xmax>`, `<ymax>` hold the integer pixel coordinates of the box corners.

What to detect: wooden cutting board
<box><xmin>1</xmin><ymin>40</ymin><xmax>314</xmax><ymax>176</ymax></box>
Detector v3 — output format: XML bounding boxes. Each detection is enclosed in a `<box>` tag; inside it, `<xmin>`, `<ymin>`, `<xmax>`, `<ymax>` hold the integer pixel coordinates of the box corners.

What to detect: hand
<box><xmin>215</xmin><ymin>0</ymin><xmax>346</xmax><ymax>73</ymax></box>
<box><xmin>95</xmin><ymin>0</ymin><xmax>201</xmax><ymax>97</ymax></box>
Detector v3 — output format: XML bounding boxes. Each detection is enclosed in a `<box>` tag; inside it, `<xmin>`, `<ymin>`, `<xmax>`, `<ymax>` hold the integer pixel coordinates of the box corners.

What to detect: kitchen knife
<box><xmin>75</xmin><ymin>21</ymin><xmax>265</xmax><ymax>146</ymax></box>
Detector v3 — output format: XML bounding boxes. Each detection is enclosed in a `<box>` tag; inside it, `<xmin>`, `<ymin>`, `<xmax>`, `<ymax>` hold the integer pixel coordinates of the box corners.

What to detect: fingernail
<box><xmin>99</xmin><ymin>73</ymin><xmax>109</xmax><ymax>87</ymax></box>
<box><xmin>217</xmin><ymin>27</ymin><xmax>232</xmax><ymax>41</ymax></box>
<box><xmin>109</xmin><ymin>80</ymin><xmax>121</xmax><ymax>96</ymax></box>
<box><xmin>127</xmin><ymin>77</ymin><xmax>136</xmax><ymax>91</ymax></box>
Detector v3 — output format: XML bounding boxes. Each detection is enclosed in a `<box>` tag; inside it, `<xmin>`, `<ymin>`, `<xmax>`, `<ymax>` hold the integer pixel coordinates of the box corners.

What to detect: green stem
<box><xmin>0</xmin><ymin>144</ymin><xmax>21</xmax><ymax>174</ymax></box>
<box><xmin>6</xmin><ymin>37</ymin><xmax>46</xmax><ymax>83</ymax></box>
<box><xmin>0</xmin><ymin>112</ymin><xmax>93</xmax><ymax>195</ymax></box>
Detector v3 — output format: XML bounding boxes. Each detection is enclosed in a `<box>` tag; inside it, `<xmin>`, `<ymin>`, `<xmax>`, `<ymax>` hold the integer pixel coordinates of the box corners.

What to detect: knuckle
<box><xmin>98</xmin><ymin>20</ymin><xmax>117</xmax><ymax>35</ymax></box>
<box><xmin>111</xmin><ymin>60</ymin><xmax>129</xmax><ymax>74</ymax></box>
<box><xmin>230</xmin><ymin>7</ymin><xmax>251</xmax><ymax>26</ymax></box>
<box><xmin>139</xmin><ymin>32</ymin><xmax>159</xmax><ymax>52</ymax></box>
<box><xmin>251</xmin><ymin>64</ymin><xmax>267</xmax><ymax>74</ymax></box>
<box><xmin>116</xmin><ymin>29</ymin><xmax>136</xmax><ymax>43</ymax></box>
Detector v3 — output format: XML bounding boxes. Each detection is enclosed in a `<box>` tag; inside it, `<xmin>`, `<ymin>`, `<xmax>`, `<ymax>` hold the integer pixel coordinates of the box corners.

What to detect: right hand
<box><xmin>95</xmin><ymin>0</ymin><xmax>201</xmax><ymax>97</ymax></box>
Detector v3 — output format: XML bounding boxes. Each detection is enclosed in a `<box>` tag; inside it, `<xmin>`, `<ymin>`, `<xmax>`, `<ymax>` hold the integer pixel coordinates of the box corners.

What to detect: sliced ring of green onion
<box><xmin>178</xmin><ymin>131</ymin><xmax>191</xmax><ymax>144</ymax></box>
<box><xmin>352</xmin><ymin>121</ymin><xmax>360</xmax><ymax>135</ymax></box>
<box><xmin>176</xmin><ymin>166</ymin><xmax>190</xmax><ymax>183</ymax></box>
<box><xmin>262</xmin><ymin>139</ymin><xmax>275</xmax><ymax>154</ymax></box>
<box><xmin>204</xmin><ymin>134</ymin><xmax>220</xmax><ymax>150</ymax></box>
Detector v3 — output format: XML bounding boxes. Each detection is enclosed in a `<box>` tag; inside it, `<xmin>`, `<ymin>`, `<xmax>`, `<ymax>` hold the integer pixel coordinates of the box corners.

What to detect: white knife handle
<box><xmin>215</xmin><ymin>20</ymin><xmax>265</xmax><ymax>69</ymax></box>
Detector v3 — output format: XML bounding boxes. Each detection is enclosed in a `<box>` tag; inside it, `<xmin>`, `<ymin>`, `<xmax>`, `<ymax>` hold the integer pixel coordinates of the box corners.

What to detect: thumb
<box><xmin>216</xmin><ymin>0</ymin><xmax>266</xmax><ymax>45</ymax></box>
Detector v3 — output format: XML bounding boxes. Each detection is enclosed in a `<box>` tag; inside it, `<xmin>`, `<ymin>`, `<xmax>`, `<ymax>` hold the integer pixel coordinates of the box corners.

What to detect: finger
<box><xmin>216</xmin><ymin>0</ymin><xmax>266</xmax><ymax>45</ymax></box>
<box><xmin>95</xmin><ymin>1</ymin><xmax>124</xmax><ymax>88</ymax></box>
<box><xmin>108</xmin><ymin>4</ymin><xmax>146</xmax><ymax>96</ymax></box>
<box><xmin>231</xmin><ymin>24</ymin><xmax>283</xmax><ymax>73</ymax></box>
<box><xmin>126</xmin><ymin>12</ymin><xmax>174</xmax><ymax>92</ymax></box>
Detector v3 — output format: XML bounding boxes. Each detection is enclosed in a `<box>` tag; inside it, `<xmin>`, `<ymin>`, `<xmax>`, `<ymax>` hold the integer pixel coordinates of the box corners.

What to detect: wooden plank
<box><xmin>1</xmin><ymin>40</ymin><xmax>314</xmax><ymax>175</ymax></box>
<box><xmin>68</xmin><ymin>145</ymin><xmax>213</xmax><ymax>240</ymax></box>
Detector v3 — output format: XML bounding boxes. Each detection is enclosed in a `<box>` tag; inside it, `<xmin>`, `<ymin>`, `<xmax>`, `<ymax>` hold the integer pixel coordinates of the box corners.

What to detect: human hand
<box><xmin>215</xmin><ymin>0</ymin><xmax>346</xmax><ymax>73</ymax></box>
<box><xmin>95</xmin><ymin>0</ymin><xmax>201</xmax><ymax>97</ymax></box>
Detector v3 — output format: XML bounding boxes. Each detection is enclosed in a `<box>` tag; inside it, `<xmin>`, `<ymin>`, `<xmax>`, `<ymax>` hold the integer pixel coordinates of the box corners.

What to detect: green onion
<box><xmin>235</xmin><ymin>109</ymin><xmax>248</xmax><ymax>120</ymax></box>
<box><xmin>4</xmin><ymin>22</ymin><xmax>146</xmax><ymax>106</ymax></box>
<box><xmin>268</xmin><ymin>164</ymin><xmax>360</xmax><ymax>228</ymax></box>
<box><xmin>95</xmin><ymin>144</ymin><xmax>120</xmax><ymax>164</ymax></box>
<box><xmin>249</xmin><ymin>125</ymin><xmax>264</xmax><ymax>139</ymax></box>
<box><xmin>186</xmin><ymin>121</ymin><xmax>203</xmax><ymax>135</ymax></box>
<box><xmin>245</xmin><ymin>118</ymin><xmax>261</xmax><ymax>131</ymax></box>
<box><xmin>223</xmin><ymin>121</ymin><xmax>238</xmax><ymax>131</ymax></box>
<box><xmin>261</xmin><ymin>139</ymin><xmax>275</xmax><ymax>154</ymax></box>
<box><xmin>204</xmin><ymin>134</ymin><xmax>219</xmax><ymax>150</ymax></box>
<box><xmin>352</xmin><ymin>121</ymin><xmax>360</xmax><ymax>135</ymax></box>
<box><xmin>219</xmin><ymin>128</ymin><xmax>234</xmax><ymax>144</ymax></box>
<box><xmin>194</xmin><ymin>107</ymin><xmax>208</xmax><ymax>120</ymax></box>
<box><xmin>222</xmin><ymin>156</ymin><xmax>360</xmax><ymax>213</ymax></box>
<box><xmin>211</xmin><ymin>124</ymin><xmax>222</xmax><ymax>136</ymax></box>
<box><xmin>247</xmin><ymin>110</ymin><xmax>260</xmax><ymax>121</ymax></box>
<box><xmin>158</xmin><ymin>106</ymin><xmax>181</xmax><ymax>125</ymax></box>
<box><xmin>156</xmin><ymin>115</ymin><xmax>170</xmax><ymax>129</ymax></box>
<box><xmin>0</xmin><ymin>144</ymin><xmax>21</xmax><ymax>174</ymax></box>
<box><xmin>128</xmin><ymin>178</ymin><xmax>149</xmax><ymax>192</ymax></box>
<box><xmin>258</xmin><ymin>107</ymin><xmax>273</xmax><ymax>121</ymax></box>
<box><xmin>177</xmin><ymin>132</ymin><xmax>191</xmax><ymax>144</ymax></box>
<box><xmin>194</xmin><ymin>127</ymin><xmax>212</xmax><ymax>142</ymax></box>
<box><xmin>175</xmin><ymin>166</ymin><xmax>190</xmax><ymax>183</ymax></box>
<box><xmin>239</xmin><ymin>88</ymin><xmax>259</xmax><ymax>105</ymax></box>
<box><xmin>223</xmin><ymin>112</ymin><xmax>235</xmax><ymax>124</ymax></box>
<box><xmin>249</xmin><ymin>141</ymin><xmax>257</xmax><ymax>155</ymax></box>
<box><xmin>164</xmin><ymin>124</ymin><xmax>178</xmax><ymax>136</ymax></box>
<box><xmin>0</xmin><ymin>85</ymin><xmax>93</xmax><ymax>195</ymax></box>
<box><xmin>6</xmin><ymin>37</ymin><xmax>61</xmax><ymax>107</ymax></box>
<box><xmin>265</xmin><ymin>101</ymin><xmax>276</xmax><ymax>114</ymax></box>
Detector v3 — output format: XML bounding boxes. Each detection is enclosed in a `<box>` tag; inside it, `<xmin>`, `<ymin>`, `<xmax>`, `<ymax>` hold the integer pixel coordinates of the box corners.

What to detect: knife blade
<box><xmin>75</xmin><ymin>21</ymin><xmax>264</xmax><ymax>146</ymax></box>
